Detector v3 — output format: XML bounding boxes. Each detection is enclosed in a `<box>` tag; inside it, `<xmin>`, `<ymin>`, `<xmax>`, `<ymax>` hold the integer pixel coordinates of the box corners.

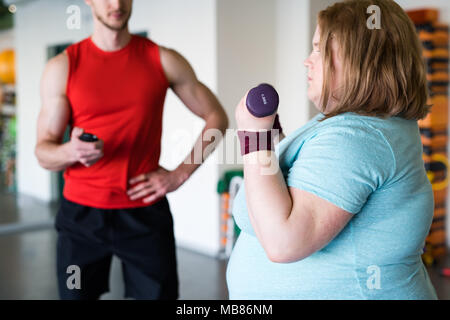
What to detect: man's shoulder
<box><xmin>134</xmin><ymin>34</ymin><xmax>160</xmax><ymax>49</ymax></box>
<box><xmin>41</xmin><ymin>52</ymin><xmax>69</xmax><ymax>96</ymax></box>
<box><xmin>158</xmin><ymin>46</ymin><xmax>188</xmax><ymax>66</ymax></box>
<box><xmin>46</xmin><ymin>51</ymin><xmax>69</xmax><ymax>75</ymax></box>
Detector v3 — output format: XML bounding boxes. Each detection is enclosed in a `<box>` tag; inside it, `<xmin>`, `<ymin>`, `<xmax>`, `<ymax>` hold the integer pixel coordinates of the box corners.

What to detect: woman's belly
<box><xmin>226</xmin><ymin>232</ymin><xmax>362</xmax><ymax>300</ymax></box>
<box><xmin>226</xmin><ymin>232</ymin><xmax>437</xmax><ymax>300</ymax></box>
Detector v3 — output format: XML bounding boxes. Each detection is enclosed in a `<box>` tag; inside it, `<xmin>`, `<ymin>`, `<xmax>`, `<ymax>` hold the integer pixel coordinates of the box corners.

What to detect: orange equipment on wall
<box><xmin>0</xmin><ymin>49</ymin><xmax>15</xmax><ymax>85</ymax></box>
<box><xmin>0</xmin><ymin>48</ymin><xmax>16</xmax><ymax>192</ymax></box>
<box><xmin>407</xmin><ymin>8</ymin><xmax>448</xmax><ymax>265</ymax></box>
<box><xmin>217</xmin><ymin>171</ymin><xmax>243</xmax><ymax>259</ymax></box>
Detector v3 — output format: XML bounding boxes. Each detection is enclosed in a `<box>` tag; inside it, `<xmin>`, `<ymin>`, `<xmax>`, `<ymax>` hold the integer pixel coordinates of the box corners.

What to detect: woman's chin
<box><xmin>308</xmin><ymin>97</ymin><xmax>320</xmax><ymax>110</ymax></box>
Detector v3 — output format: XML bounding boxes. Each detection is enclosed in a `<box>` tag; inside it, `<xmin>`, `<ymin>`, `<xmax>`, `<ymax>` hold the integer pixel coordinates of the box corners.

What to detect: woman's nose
<box><xmin>304</xmin><ymin>56</ymin><xmax>312</xmax><ymax>67</ymax></box>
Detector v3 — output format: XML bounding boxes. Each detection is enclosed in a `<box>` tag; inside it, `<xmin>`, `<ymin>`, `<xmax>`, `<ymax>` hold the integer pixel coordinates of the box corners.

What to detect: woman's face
<box><xmin>304</xmin><ymin>25</ymin><xmax>343</xmax><ymax>112</ymax></box>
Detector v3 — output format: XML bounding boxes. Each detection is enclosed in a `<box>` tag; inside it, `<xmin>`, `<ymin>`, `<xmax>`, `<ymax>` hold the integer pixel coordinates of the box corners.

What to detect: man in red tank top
<box><xmin>35</xmin><ymin>0</ymin><xmax>228</xmax><ymax>300</ymax></box>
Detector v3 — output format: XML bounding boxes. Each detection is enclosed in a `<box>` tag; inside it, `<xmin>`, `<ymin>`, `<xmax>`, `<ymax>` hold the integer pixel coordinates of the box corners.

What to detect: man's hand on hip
<box><xmin>127</xmin><ymin>167</ymin><xmax>185</xmax><ymax>204</ymax></box>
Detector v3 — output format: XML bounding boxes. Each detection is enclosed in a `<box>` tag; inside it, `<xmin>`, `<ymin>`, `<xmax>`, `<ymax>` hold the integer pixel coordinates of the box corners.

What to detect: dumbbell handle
<box><xmin>246</xmin><ymin>83</ymin><xmax>279</xmax><ymax>118</ymax></box>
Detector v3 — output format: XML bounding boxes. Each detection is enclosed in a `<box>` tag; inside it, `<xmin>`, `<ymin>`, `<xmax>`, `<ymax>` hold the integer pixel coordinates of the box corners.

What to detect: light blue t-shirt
<box><xmin>226</xmin><ymin>112</ymin><xmax>438</xmax><ymax>300</ymax></box>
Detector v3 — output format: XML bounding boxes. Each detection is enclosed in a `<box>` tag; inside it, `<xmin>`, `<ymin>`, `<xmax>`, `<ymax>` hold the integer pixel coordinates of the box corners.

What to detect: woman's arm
<box><xmin>235</xmin><ymin>93</ymin><xmax>353</xmax><ymax>263</ymax></box>
<box><xmin>242</xmin><ymin>150</ymin><xmax>352</xmax><ymax>263</ymax></box>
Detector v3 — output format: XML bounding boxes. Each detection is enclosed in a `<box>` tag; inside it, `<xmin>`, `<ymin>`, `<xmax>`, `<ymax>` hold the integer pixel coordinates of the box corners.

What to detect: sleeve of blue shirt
<box><xmin>286</xmin><ymin>121</ymin><xmax>396</xmax><ymax>214</ymax></box>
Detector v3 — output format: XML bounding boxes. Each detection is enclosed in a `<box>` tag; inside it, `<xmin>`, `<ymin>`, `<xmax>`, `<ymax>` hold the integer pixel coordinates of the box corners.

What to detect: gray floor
<box><xmin>1</xmin><ymin>190</ymin><xmax>450</xmax><ymax>300</ymax></box>
<box><xmin>0</xmin><ymin>190</ymin><xmax>228</xmax><ymax>300</ymax></box>
<box><xmin>0</xmin><ymin>230</ymin><xmax>229</xmax><ymax>300</ymax></box>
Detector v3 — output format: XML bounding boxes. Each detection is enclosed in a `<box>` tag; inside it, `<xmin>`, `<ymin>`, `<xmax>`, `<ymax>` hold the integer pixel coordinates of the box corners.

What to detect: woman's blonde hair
<box><xmin>318</xmin><ymin>0</ymin><xmax>430</xmax><ymax>120</ymax></box>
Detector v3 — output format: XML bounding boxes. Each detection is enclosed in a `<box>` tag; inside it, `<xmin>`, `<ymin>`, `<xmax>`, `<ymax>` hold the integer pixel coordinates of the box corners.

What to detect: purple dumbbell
<box><xmin>246</xmin><ymin>83</ymin><xmax>279</xmax><ymax>118</ymax></box>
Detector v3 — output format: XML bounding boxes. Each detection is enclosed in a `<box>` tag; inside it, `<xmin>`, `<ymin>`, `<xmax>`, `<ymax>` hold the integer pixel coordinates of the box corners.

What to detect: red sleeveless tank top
<box><xmin>64</xmin><ymin>35</ymin><xmax>169</xmax><ymax>209</ymax></box>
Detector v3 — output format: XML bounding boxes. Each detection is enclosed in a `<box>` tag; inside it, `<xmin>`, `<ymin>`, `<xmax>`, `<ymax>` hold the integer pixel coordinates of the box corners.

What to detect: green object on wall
<box><xmin>8</xmin><ymin>115</ymin><xmax>15</xmax><ymax>139</ymax></box>
<box><xmin>0</xmin><ymin>2</ymin><xmax>13</xmax><ymax>31</ymax></box>
<box><xmin>0</xmin><ymin>115</ymin><xmax>16</xmax><ymax>192</ymax></box>
<box><xmin>216</xmin><ymin>170</ymin><xmax>243</xmax><ymax>194</ymax></box>
<box><xmin>217</xmin><ymin>170</ymin><xmax>244</xmax><ymax>246</ymax></box>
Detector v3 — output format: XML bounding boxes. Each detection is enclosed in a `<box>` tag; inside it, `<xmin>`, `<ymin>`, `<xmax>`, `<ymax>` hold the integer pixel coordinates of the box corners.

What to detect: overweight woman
<box><xmin>227</xmin><ymin>0</ymin><xmax>438</xmax><ymax>299</ymax></box>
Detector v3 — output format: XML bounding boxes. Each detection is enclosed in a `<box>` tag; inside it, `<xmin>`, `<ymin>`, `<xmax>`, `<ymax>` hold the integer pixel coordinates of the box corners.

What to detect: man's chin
<box><xmin>111</xmin><ymin>23</ymin><xmax>127</xmax><ymax>30</ymax></box>
<box><xmin>104</xmin><ymin>20</ymin><xmax>128</xmax><ymax>31</ymax></box>
<box><xmin>96</xmin><ymin>13</ymin><xmax>130</xmax><ymax>31</ymax></box>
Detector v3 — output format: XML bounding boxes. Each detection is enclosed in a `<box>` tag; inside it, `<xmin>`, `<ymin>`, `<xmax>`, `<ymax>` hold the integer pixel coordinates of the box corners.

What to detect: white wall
<box><xmin>217</xmin><ymin>0</ymin><xmax>277</xmax><ymax>174</ymax></box>
<box><xmin>275</xmin><ymin>0</ymin><xmax>311</xmax><ymax>134</ymax></box>
<box><xmin>0</xmin><ymin>29</ymin><xmax>14</xmax><ymax>51</ymax></box>
<box><xmin>274</xmin><ymin>0</ymin><xmax>336</xmax><ymax>135</ymax></box>
<box><xmin>396</xmin><ymin>0</ymin><xmax>450</xmax><ymax>247</ymax></box>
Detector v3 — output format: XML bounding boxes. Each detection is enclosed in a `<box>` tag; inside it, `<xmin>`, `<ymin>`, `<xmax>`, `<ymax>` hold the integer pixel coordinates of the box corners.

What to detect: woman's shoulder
<box><xmin>279</xmin><ymin>113</ymin><xmax>398</xmax><ymax>170</ymax></box>
<box><xmin>306</xmin><ymin>113</ymin><xmax>386</xmax><ymax>143</ymax></box>
<box><xmin>281</xmin><ymin>112</ymin><xmax>415</xmax><ymax>160</ymax></box>
<box><xmin>312</xmin><ymin>112</ymin><xmax>417</xmax><ymax>144</ymax></box>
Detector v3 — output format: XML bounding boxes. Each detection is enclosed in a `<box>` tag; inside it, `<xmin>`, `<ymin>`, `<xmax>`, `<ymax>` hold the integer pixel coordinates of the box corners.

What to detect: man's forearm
<box><xmin>174</xmin><ymin>111</ymin><xmax>228</xmax><ymax>183</ymax></box>
<box><xmin>35</xmin><ymin>141</ymin><xmax>76</xmax><ymax>172</ymax></box>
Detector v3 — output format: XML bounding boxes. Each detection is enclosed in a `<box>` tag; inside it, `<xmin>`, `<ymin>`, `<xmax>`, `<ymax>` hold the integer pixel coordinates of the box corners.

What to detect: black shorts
<box><xmin>55</xmin><ymin>196</ymin><xmax>178</xmax><ymax>300</ymax></box>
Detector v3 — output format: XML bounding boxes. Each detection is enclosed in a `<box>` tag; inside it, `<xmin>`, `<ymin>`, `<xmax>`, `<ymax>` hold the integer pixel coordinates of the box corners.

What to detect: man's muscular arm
<box><xmin>160</xmin><ymin>47</ymin><xmax>229</xmax><ymax>180</ymax></box>
<box><xmin>35</xmin><ymin>52</ymin><xmax>103</xmax><ymax>171</ymax></box>
<box><xmin>127</xmin><ymin>47</ymin><xmax>229</xmax><ymax>203</ymax></box>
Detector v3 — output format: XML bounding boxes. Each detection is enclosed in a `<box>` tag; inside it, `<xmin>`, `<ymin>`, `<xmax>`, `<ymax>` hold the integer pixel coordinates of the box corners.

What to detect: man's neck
<box><xmin>91</xmin><ymin>23</ymin><xmax>132</xmax><ymax>52</ymax></box>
